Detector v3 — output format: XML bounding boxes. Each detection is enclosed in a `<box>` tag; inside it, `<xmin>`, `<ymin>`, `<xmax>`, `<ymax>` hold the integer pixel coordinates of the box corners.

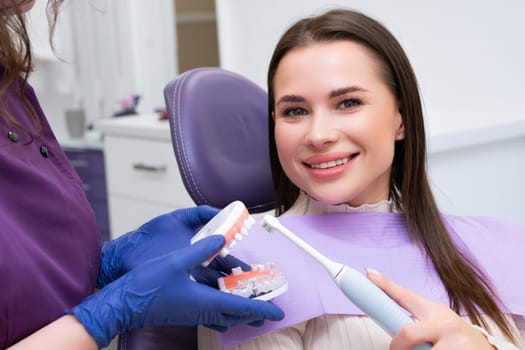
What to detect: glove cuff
<box><xmin>66</xmin><ymin>286</ymin><xmax>127</xmax><ymax>348</ymax></box>
<box><xmin>97</xmin><ymin>241</ymin><xmax>119</xmax><ymax>289</ymax></box>
<box><xmin>66</xmin><ymin>306</ymin><xmax>114</xmax><ymax>348</ymax></box>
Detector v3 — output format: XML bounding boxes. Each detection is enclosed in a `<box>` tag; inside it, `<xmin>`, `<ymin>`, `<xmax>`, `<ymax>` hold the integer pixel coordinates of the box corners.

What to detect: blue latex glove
<box><xmin>192</xmin><ymin>254</ymin><xmax>252</xmax><ymax>288</ymax></box>
<box><xmin>68</xmin><ymin>235</ymin><xmax>285</xmax><ymax>348</ymax></box>
<box><xmin>97</xmin><ymin>205</ymin><xmax>219</xmax><ymax>288</ymax></box>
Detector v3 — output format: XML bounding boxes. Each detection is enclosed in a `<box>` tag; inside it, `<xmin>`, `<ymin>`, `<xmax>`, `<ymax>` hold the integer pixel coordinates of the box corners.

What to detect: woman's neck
<box><xmin>284</xmin><ymin>192</ymin><xmax>395</xmax><ymax>216</ymax></box>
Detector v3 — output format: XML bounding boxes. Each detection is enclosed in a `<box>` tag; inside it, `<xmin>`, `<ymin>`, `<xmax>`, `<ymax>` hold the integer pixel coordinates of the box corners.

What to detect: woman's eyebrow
<box><xmin>329</xmin><ymin>86</ymin><xmax>368</xmax><ymax>99</ymax></box>
<box><xmin>275</xmin><ymin>94</ymin><xmax>305</xmax><ymax>106</ymax></box>
<box><xmin>275</xmin><ymin>86</ymin><xmax>368</xmax><ymax>106</ymax></box>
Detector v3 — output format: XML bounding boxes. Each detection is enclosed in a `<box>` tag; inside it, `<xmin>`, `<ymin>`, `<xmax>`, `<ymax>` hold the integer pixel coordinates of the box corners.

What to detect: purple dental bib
<box><xmin>220</xmin><ymin>212</ymin><xmax>525</xmax><ymax>348</ymax></box>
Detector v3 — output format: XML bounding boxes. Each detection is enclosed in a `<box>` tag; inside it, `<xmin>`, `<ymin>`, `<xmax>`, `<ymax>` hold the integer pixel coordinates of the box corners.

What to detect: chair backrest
<box><xmin>117</xmin><ymin>67</ymin><xmax>274</xmax><ymax>350</ymax></box>
<box><xmin>116</xmin><ymin>326</ymin><xmax>196</xmax><ymax>350</ymax></box>
<box><xmin>164</xmin><ymin>67</ymin><xmax>274</xmax><ymax>212</ymax></box>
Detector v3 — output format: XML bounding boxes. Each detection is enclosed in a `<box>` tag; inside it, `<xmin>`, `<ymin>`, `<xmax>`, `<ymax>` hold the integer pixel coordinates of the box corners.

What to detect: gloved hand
<box><xmin>97</xmin><ymin>205</ymin><xmax>219</xmax><ymax>288</ymax></box>
<box><xmin>192</xmin><ymin>253</ymin><xmax>252</xmax><ymax>288</ymax></box>
<box><xmin>68</xmin><ymin>235</ymin><xmax>285</xmax><ymax>348</ymax></box>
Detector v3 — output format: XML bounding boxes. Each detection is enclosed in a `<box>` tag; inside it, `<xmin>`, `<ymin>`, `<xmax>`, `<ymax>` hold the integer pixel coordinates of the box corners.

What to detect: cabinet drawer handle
<box><xmin>132</xmin><ymin>163</ymin><xmax>167</xmax><ymax>173</ymax></box>
<box><xmin>70</xmin><ymin>159</ymin><xmax>89</xmax><ymax>168</ymax></box>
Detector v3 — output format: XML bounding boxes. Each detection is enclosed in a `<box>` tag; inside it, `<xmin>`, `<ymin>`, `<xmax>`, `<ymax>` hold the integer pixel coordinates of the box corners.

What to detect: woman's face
<box><xmin>272</xmin><ymin>41</ymin><xmax>404</xmax><ymax>207</ymax></box>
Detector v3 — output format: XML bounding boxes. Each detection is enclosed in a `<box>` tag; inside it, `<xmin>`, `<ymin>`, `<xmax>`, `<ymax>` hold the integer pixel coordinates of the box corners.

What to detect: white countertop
<box><xmin>426</xmin><ymin>111</ymin><xmax>525</xmax><ymax>153</ymax></box>
<box><xmin>58</xmin><ymin>130</ymin><xmax>105</xmax><ymax>150</ymax></box>
<box><xmin>94</xmin><ymin>113</ymin><xmax>171</xmax><ymax>141</ymax></box>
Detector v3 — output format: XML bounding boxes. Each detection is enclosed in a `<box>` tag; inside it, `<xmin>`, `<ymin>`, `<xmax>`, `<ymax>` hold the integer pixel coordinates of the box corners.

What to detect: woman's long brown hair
<box><xmin>0</xmin><ymin>0</ymin><xmax>63</xmax><ymax>133</ymax></box>
<box><xmin>267</xmin><ymin>9</ymin><xmax>517</xmax><ymax>343</ymax></box>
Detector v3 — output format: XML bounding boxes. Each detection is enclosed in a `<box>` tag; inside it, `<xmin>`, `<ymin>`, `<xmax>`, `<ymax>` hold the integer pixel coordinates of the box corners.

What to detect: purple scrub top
<box><xmin>0</xmin><ymin>73</ymin><xmax>101</xmax><ymax>347</ymax></box>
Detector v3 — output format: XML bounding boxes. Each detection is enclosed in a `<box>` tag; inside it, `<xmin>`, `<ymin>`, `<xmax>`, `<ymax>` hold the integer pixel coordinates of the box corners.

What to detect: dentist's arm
<box><xmin>7</xmin><ymin>315</ymin><xmax>98</xmax><ymax>350</ymax></box>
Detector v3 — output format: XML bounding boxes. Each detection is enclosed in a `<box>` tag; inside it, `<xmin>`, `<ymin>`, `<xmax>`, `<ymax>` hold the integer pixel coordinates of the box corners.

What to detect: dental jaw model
<box><xmin>191</xmin><ymin>200</ymin><xmax>255</xmax><ymax>266</ymax></box>
<box><xmin>218</xmin><ymin>263</ymin><xmax>287</xmax><ymax>301</ymax></box>
<box><xmin>191</xmin><ymin>201</ymin><xmax>288</xmax><ymax>300</ymax></box>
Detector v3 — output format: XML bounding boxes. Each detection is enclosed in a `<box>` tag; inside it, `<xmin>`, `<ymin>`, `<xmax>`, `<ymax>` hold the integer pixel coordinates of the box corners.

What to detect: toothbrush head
<box><xmin>261</xmin><ymin>215</ymin><xmax>281</xmax><ymax>233</ymax></box>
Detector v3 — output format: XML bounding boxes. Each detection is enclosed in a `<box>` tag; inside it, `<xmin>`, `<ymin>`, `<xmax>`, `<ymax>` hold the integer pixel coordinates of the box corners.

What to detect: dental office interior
<box><xmin>29</xmin><ymin>0</ymin><xmax>524</xmax><ymax>254</ymax></box>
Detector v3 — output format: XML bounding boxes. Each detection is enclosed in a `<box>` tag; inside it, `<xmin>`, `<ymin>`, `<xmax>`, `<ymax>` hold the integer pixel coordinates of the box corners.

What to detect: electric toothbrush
<box><xmin>261</xmin><ymin>215</ymin><xmax>432</xmax><ymax>350</ymax></box>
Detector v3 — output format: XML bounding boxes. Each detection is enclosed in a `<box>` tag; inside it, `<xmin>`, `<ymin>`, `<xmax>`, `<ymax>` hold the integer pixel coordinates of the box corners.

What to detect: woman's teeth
<box><xmin>309</xmin><ymin>156</ymin><xmax>352</xmax><ymax>169</ymax></box>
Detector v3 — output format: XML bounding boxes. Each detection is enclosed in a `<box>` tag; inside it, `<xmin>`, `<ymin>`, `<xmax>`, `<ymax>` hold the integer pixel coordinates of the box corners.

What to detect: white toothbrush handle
<box><xmin>336</xmin><ymin>266</ymin><xmax>432</xmax><ymax>350</ymax></box>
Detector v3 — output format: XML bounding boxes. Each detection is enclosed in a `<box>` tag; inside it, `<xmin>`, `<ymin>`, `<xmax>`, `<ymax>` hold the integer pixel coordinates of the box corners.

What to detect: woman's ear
<box><xmin>272</xmin><ymin>111</ymin><xmax>276</xmax><ymax>121</ymax></box>
<box><xmin>395</xmin><ymin>113</ymin><xmax>405</xmax><ymax>141</ymax></box>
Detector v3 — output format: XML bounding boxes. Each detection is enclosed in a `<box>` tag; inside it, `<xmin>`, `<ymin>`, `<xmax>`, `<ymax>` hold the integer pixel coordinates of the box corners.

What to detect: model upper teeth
<box><xmin>310</xmin><ymin>156</ymin><xmax>351</xmax><ymax>169</ymax></box>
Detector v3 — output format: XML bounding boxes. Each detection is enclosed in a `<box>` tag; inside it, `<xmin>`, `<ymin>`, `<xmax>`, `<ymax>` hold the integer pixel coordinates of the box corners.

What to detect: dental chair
<box><xmin>117</xmin><ymin>67</ymin><xmax>274</xmax><ymax>349</ymax></box>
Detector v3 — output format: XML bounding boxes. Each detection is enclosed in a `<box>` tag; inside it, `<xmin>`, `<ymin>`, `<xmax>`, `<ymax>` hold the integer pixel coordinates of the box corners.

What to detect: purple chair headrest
<box><xmin>164</xmin><ymin>67</ymin><xmax>274</xmax><ymax>212</ymax></box>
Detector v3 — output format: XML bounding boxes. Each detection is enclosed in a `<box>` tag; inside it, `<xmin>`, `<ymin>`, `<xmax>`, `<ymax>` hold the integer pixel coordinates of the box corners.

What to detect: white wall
<box><xmin>216</xmin><ymin>0</ymin><xmax>525</xmax><ymax>126</ymax></box>
<box><xmin>428</xmin><ymin>130</ymin><xmax>525</xmax><ymax>225</ymax></box>
<box><xmin>216</xmin><ymin>0</ymin><xmax>525</xmax><ymax>225</ymax></box>
<box><xmin>27</xmin><ymin>1</ymin><xmax>77</xmax><ymax>137</ymax></box>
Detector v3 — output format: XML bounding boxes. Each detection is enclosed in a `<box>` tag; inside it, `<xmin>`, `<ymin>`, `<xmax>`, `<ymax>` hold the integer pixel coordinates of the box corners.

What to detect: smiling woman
<box><xmin>265</xmin><ymin>9</ymin><xmax>521</xmax><ymax>348</ymax></box>
<box><xmin>272</xmin><ymin>41</ymin><xmax>405</xmax><ymax>206</ymax></box>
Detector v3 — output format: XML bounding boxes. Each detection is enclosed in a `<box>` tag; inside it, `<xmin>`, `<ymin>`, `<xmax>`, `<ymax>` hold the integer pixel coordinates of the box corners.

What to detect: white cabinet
<box><xmin>96</xmin><ymin>114</ymin><xmax>194</xmax><ymax>238</ymax></box>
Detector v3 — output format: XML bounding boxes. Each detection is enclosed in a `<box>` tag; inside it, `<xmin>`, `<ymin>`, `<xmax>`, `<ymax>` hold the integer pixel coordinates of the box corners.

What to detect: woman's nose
<box><xmin>304</xmin><ymin>114</ymin><xmax>339</xmax><ymax>147</ymax></box>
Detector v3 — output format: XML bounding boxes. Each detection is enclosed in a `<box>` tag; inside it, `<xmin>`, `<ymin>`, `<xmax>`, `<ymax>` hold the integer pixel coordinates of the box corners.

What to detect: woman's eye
<box><xmin>283</xmin><ymin>107</ymin><xmax>308</xmax><ymax>117</ymax></box>
<box><xmin>337</xmin><ymin>98</ymin><xmax>361</xmax><ymax>110</ymax></box>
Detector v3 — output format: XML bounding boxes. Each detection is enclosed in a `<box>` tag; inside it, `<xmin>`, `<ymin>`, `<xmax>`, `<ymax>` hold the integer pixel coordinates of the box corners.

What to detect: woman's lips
<box><xmin>304</xmin><ymin>153</ymin><xmax>359</xmax><ymax>179</ymax></box>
